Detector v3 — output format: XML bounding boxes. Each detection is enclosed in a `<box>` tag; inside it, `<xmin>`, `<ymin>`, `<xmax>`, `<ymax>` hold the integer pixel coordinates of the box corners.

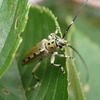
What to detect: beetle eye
<box><xmin>59</xmin><ymin>41</ymin><xmax>65</xmax><ymax>46</ymax></box>
<box><xmin>59</xmin><ymin>45</ymin><xmax>62</xmax><ymax>49</ymax></box>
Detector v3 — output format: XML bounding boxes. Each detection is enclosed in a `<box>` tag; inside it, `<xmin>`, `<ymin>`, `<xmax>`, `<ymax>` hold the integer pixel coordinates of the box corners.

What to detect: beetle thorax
<box><xmin>46</xmin><ymin>38</ymin><xmax>57</xmax><ymax>53</ymax></box>
<box><xmin>45</xmin><ymin>35</ymin><xmax>67</xmax><ymax>53</ymax></box>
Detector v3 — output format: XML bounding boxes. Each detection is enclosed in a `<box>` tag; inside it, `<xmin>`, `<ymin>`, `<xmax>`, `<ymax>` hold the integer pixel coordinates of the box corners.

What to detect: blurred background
<box><xmin>28</xmin><ymin>0</ymin><xmax>100</xmax><ymax>100</ymax></box>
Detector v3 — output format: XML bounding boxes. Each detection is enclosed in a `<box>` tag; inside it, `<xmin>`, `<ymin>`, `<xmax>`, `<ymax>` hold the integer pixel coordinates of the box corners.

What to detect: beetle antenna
<box><xmin>68</xmin><ymin>45</ymin><xmax>89</xmax><ymax>82</ymax></box>
<box><xmin>62</xmin><ymin>0</ymin><xmax>88</xmax><ymax>38</ymax></box>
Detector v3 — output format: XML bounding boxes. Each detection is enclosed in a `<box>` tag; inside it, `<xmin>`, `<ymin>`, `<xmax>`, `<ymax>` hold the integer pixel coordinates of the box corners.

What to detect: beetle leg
<box><xmin>55</xmin><ymin>53</ymin><xmax>73</xmax><ymax>59</ymax></box>
<box><xmin>48</xmin><ymin>27</ymin><xmax>60</xmax><ymax>39</ymax></box>
<box><xmin>51</xmin><ymin>52</ymin><xmax>65</xmax><ymax>74</ymax></box>
<box><xmin>32</xmin><ymin>59</ymin><xmax>42</xmax><ymax>89</ymax></box>
<box><xmin>55</xmin><ymin>26</ymin><xmax>59</xmax><ymax>34</ymax></box>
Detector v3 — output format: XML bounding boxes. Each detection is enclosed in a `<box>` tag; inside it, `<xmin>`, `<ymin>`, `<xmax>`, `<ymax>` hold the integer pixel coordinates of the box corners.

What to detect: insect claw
<box><xmin>69</xmin><ymin>56</ymin><xmax>73</xmax><ymax>59</ymax></box>
<box><xmin>55</xmin><ymin>26</ymin><xmax>60</xmax><ymax>34</ymax></box>
<box><xmin>61</xmin><ymin>66</ymin><xmax>65</xmax><ymax>74</ymax></box>
<box><xmin>71</xmin><ymin>57</ymin><xmax>73</xmax><ymax>59</ymax></box>
<box><xmin>65</xmin><ymin>55</ymin><xmax>72</xmax><ymax>59</ymax></box>
<box><xmin>63</xmin><ymin>71</ymin><xmax>65</xmax><ymax>74</ymax></box>
<box><xmin>33</xmin><ymin>82</ymin><xmax>41</xmax><ymax>89</ymax></box>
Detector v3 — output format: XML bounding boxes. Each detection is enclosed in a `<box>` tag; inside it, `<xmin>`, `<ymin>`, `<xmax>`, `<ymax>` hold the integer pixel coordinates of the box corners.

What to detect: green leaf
<box><xmin>0</xmin><ymin>5</ymin><xmax>68</xmax><ymax>100</ymax></box>
<box><xmin>66</xmin><ymin>16</ymin><xmax>85</xmax><ymax>100</ymax></box>
<box><xmin>0</xmin><ymin>59</ymin><xmax>26</xmax><ymax>100</ymax></box>
<box><xmin>0</xmin><ymin>0</ymin><xmax>29</xmax><ymax>77</ymax></box>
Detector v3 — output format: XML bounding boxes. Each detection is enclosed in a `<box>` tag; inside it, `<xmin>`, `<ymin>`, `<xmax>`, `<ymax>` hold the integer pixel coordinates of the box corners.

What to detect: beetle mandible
<box><xmin>21</xmin><ymin>0</ymin><xmax>88</xmax><ymax>89</ymax></box>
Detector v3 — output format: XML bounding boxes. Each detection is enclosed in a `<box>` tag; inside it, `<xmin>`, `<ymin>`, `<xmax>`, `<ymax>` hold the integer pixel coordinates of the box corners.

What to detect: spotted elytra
<box><xmin>21</xmin><ymin>0</ymin><xmax>88</xmax><ymax>89</ymax></box>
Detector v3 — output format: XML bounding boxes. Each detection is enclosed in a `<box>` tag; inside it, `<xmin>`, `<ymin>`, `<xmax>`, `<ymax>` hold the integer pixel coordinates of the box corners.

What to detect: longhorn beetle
<box><xmin>21</xmin><ymin>0</ymin><xmax>88</xmax><ymax>89</ymax></box>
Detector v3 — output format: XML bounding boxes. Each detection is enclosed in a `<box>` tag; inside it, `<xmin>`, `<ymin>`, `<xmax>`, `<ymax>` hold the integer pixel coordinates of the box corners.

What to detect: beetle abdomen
<box><xmin>21</xmin><ymin>51</ymin><xmax>45</xmax><ymax>66</ymax></box>
<box><xmin>21</xmin><ymin>39</ymin><xmax>48</xmax><ymax>66</ymax></box>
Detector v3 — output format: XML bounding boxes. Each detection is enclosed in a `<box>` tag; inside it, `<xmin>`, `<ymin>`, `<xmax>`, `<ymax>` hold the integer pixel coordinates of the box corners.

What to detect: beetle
<box><xmin>21</xmin><ymin>0</ymin><xmax>88</xmax><ymax>89</ymax></box>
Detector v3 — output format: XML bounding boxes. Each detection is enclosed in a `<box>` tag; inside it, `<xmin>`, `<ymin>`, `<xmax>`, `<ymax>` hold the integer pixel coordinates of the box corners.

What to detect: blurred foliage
<box><xmin>0</xmin><ymin>0</ymin><xmax>29</xmax><ymax>99</ymax></box>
